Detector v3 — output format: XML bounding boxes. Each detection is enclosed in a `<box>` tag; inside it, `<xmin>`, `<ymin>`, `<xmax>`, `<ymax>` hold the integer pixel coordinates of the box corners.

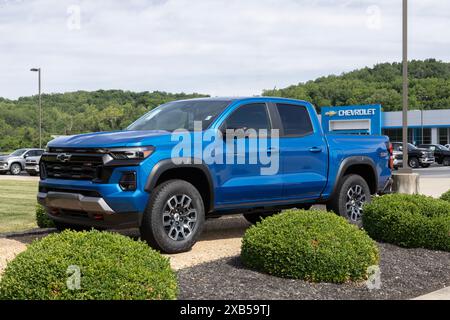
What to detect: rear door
<box><xmin>274</xmin><ymin>102</ymin><xmax>328</xmax><ymax>200</ymax></box>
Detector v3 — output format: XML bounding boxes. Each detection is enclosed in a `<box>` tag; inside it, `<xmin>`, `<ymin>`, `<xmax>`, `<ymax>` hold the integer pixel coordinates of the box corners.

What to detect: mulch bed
<box><xmin>177</xmin><ymin>243</ymin><xmax>450</xmax><ymax>300</ymax></box>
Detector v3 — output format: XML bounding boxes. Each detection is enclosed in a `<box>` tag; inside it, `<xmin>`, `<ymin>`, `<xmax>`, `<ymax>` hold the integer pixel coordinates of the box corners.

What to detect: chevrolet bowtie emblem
<box><xmin>325</xmin><ymin>111</ymin><xmax>337</xmax><ymax>117</ymax></box>
<box><xmin>56</xmin><ymin>153</ymin><xmax>72</xmax><ymax>163</ymax></box>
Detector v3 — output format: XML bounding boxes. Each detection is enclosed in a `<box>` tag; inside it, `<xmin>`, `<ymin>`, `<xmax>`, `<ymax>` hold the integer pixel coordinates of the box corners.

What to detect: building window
<box><xmin>440</xmin><ymin>128</ymin><xmax>449</xmax><ymax>145</ymax></box>
<box><xmin>382</xmin><ymin>128</ymin><xmax>415</xmax><ymax>144</ymax></box>
<box><xmin>414</xmin><ymin>128</ymin><xmax>431</xmax><ymax>145</ymax></box>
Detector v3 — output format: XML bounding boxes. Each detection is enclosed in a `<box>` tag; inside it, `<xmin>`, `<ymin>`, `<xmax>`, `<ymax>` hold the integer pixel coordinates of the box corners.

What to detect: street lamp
<box><xmin>30</xmin><ymin>68</ymin><xmax>42</xmax><ymax>149</ymax></box>
<box><xmin>400</xmin><ymin>0</ymin><xmax>412</xmax><ymax>173</ymax></box>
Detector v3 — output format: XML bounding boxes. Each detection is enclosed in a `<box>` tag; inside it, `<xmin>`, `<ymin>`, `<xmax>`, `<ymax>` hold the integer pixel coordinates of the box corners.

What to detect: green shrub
<box><xmin>440</xmin><ymin>190</ymin><xmax>450</xmax><ymax>203</ymax></box>
<box><xmin>241</xmin><ymin>210</ymin><xmax>379</xmax><ymax>283</ymax></box>
<box><xmin>363</xmin><ymin>194</ymin><xmax>450</xmax><ymax>251</ymax></box>
<box><xmin>0</xmin><ymin>230</ymin><xmax>178</xmax><ymax>300</ymax></box>
<box><xmin>35</xmin><ymin>204</ymin><xmax>55</xmax><ymax>228</ymax></box>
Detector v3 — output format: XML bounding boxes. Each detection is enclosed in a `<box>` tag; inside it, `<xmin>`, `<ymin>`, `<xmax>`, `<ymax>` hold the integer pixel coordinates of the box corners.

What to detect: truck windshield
<box><xmin>127</xmin><ymin>100</ymin><xmax>231</xmax><ymax>132</ymax></box>
<box><xmin>10</xmin><ymin>149</ymin><xmax>27</xmax><ymax>156</ymax></box>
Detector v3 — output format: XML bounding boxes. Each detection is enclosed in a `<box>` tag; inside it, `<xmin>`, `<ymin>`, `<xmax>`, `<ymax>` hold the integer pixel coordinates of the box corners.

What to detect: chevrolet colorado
<box><xmin>38</xmin><ymin>97</ymin><xmax>393</xmax><ymax>253</ymax></box>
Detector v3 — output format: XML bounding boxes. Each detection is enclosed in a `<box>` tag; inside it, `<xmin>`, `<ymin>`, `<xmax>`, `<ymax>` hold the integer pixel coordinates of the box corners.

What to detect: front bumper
<box><xmin>37</xmin><ymin>191</ymin><xmax>142</xmax><ymax>229</ymax></box>
<box><xmin>0</xmin><ymin>163</ymin><xmax>9</xmax><ymax>171</ymax></box>
<box><xmin>393</xmin><ymin>159</ymin><xmax>403</xmax><ymax>167</ymax></box>
<box><xmin>419</xmin><ymin>157</ymin><xmax>435</xmax><ymax>164</ymax></box>
<box><xmin>25</xmin><ymin>165</ymin><xmax>39</xmax><ymax>173</ymax></box>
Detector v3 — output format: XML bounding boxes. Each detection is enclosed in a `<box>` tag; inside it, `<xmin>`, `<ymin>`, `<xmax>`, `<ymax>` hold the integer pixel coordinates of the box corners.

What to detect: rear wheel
<box><xmin>140</xmin><ymin>180</ymin><xmax>205</xmax><ymax>253</ymax></box>
<box><xmin>9</xmin><ymin>163</ymin><xmax>21</xmax><ymax>175</ymax></box>
<box><xmin>326</xmin><ymin>174</ymin><xmax>371</xmax><ymax>227</ymax></box>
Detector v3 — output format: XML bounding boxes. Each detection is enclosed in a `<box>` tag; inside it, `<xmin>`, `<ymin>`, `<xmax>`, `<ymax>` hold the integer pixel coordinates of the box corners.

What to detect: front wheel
<box><xmin>9</xmin><ymin>163</ymin><xmax>22</xmax><ymax>175</ymax></box>
<box><xmin>326</xmin><ymin>174</ymin><xmax>371</xmax><ymax>227</ymax></box>
<box><xmin>140</xmin><ymin>180</ymin><xmax>205</xmax><ymax>254</ymax></box>
<box><xmin>408</xmin><ymin>157</ymin><xmax>420</xmax><ymax>169</ymax></box>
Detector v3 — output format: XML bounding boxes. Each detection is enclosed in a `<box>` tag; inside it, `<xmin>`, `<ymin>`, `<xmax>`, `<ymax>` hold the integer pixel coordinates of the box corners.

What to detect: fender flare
<box><xmin>144</xmin><ymin>158</ymin><xmax>215</xmax><ymax>212</ymax></box>
<box><xmin>331</xmin><ymin>156</ymin><xmax>378</xmax><ymax>196</ymax></box>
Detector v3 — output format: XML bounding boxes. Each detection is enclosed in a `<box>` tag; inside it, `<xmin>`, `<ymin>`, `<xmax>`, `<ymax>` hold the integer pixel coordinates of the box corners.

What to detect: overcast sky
<box><xmin>1</xmin><ymin>0</ymin><xmax>450</xmax><ymax>99</ymax></box>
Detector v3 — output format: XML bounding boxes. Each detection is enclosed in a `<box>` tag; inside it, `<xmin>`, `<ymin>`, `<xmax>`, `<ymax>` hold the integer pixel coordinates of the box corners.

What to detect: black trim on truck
<box><xmin>330</xmin><ymin>156</ymin><xmax>379</xmax><ymax>196</ymax></box>
<box><xmin>144</xmin><ymin>158</ymin><xmax>215</xmax><ymax>212</ymax></box>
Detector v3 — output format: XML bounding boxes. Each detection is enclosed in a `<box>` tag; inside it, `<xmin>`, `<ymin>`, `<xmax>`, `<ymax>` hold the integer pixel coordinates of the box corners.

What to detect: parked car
<box><xmin>0</xmin><ymin>148</ymin><xmax>45</xmax><ymax>175</ymax></box>
<box><xmin>418</xmin><ymin>144</ymin><xmax>450</xmax><ymax>166</ymax></box>
<box><xmin>25</xmin><ymin>154</ymin><xmax>42</xmax><ymax>176</ymax></box>
<box><xmin>392</xmin><ymin>149</ymin><xmax>403</xmax><ymax>170</ymax></box>
<box><xmin>38</xmin><ymin>97</ymin><xmax>393</xmax><ymax>253</ymax></box>
<box><xmin>392</xmin><ymin>142</ymin><xmax>435</xmax><ymax>168</ymax></box>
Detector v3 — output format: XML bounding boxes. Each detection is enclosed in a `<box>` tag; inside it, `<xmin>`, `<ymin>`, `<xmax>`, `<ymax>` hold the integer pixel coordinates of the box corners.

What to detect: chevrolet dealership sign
<box><xmin>321</xmin><ymin>105</ymin><xmax>382</xmax><ymax>135</ymax></box>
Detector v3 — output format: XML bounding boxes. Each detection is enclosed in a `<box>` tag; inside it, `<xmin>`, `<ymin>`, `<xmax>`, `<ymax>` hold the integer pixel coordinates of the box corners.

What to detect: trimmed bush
<box><xmin>0</xmin><ymin>230</ymin><xmax>177</xmax><ymax>300</ymax></box>
<box><xmin>440</xmin><ymin>190</ymin><xmax>450</xmax><ymax>203</ymax></box>
<box><xmin>35</xmin><ymin>204</ymin><xmax>55</xmax><ymax>228</ymax></box>
<box><xmin>241</xmin><ymin>210</ymin><xmax>379</xmax><ymax>283</ymax></box>
<box><xmin>363</xmin><ymin>194</ymin><xmax>450</xmax><ymax>251</ymax></box>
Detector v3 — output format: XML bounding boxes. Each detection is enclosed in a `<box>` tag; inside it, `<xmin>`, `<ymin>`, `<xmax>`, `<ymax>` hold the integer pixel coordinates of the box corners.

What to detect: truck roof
<box><xmin>174</xmin><ymin>96</ymin><xmax>311</xmax><ymax>105</ymax></box>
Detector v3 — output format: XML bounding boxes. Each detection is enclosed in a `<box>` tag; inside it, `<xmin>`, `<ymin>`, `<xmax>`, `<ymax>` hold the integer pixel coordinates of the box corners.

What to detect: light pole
<box><xmin>30</xmin><ymin>68</ymin><xmax>42</xmax><ymax>149</ymax></box>
<box><xmin>400</xmin><ymin>0</ymin><xmax>412</xmax><ymax>173</ymax></box>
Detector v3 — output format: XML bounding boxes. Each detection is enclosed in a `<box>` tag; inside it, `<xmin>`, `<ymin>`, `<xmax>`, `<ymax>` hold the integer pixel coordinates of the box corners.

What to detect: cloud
<box><xmin>0</xmin><ymin>0</ymin><xmax>449</xmax><ymax>99</ymax></box>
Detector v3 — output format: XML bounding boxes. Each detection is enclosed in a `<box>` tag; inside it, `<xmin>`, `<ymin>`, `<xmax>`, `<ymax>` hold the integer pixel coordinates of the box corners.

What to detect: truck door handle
<box><xmin>309</xmin><ymin>147</ymin><xmax>322</xmax><ymax>153</ymax></box>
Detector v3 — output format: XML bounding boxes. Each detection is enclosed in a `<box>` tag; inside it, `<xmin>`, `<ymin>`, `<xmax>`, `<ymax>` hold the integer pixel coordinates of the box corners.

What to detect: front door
<box><xmin>212</xmin><ymin>102</ymin><xmax>283</xmax><ymax>206</ymax></box>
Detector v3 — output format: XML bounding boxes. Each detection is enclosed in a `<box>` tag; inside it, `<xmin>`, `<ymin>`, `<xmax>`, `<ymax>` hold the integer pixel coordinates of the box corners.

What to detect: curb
<box><xmin>413</xmin><ymin>287</ymin><xmax>450</xmax><ymax>300</ymax></box>
<box><xmin>0</xmin><ymin>228</ymin><xmax>56</xmax><ymax>239</ymax></box>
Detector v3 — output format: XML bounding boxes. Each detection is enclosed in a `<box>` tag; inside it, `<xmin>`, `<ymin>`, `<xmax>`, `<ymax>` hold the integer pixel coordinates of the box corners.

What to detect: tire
<box><xmin>243</xmin><ymin>212</ymin><xmax>277</xmax><ymax>225</ymax></box>
<box><xmin>326</xmin><ymin>174</ymin><xmax>371</xmax><ymax>227</ymax></box>
<box><xmin>9</xmin><ymin>163</ymin><xmax>22</xmax><ymax>175</ymax></box>
<box><xmin>140</xmin><ymin>180</ymin><xmax>205</xmax><ymax>254</ymax></box>
<box><xmin>408</xmin><ymin>157</ymin><xmax>420</xmax><ymax>169</ymax></box>
<box><xmin>443</xmin><ymin>157</ymin><xmax>450</xmax><ymax>166</ymax></box>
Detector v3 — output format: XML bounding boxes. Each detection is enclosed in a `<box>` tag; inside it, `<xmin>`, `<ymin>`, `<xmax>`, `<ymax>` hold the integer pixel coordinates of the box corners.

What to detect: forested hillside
<box><xmin>264</xmin><ymin>59</ymin><xmax>450</xmax><ymax>112</ymax></box>
<box><xmin>1</xmin><ymin>59</ymin><xmax>450</xmax><ymax>151</ymax></box>
<box><xmin>0</xmin><ymin>90</ymin><xmax>207</xmax><ymax>151</ymax></box>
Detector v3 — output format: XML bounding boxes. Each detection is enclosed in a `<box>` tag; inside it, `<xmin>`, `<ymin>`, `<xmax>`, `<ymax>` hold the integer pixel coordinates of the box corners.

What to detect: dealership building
<box><xmin>320</xmin><ymin>104</ymin><xmax>450</xmax><ymax>145</ymax></box>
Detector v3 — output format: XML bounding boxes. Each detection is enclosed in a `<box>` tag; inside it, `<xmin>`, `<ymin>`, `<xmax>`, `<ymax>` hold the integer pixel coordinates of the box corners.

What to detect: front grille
<box><xmin>41</xmin><ymin>153</ymin><xmax>105</xmax><ymax>181</ymax></box>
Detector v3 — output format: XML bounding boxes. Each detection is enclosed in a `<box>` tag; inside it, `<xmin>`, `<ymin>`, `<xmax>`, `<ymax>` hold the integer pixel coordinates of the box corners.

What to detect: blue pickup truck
<box><xmin>38</xmin><ymin>97</ymin><xmax>393</xmax><ymax>253</ymax></box>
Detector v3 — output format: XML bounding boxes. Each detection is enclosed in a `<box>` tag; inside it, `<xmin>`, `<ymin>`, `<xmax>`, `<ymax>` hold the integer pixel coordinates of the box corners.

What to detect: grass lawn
<box><xmin>0</xmin><ymin>179</ymin><xmax>38</xmax><ymax>233</ymax></box>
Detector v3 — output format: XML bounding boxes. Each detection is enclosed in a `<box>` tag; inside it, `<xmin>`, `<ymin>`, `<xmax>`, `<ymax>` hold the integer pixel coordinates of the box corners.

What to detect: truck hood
<box><xmin>48</xmin><ymin>130</ymin><xmax>172</xmax><ymax>148</ymax></box>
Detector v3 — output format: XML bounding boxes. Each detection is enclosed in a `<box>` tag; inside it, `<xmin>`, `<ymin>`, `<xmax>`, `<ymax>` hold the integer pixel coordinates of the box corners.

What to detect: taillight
<box><xmin>386</xmin><ymin>142</ymin><xmax>394</xmax><ymax>170</ymax></box>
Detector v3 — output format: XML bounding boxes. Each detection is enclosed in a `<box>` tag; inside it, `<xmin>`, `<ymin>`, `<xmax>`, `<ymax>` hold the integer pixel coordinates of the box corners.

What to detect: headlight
<box><xmin>421</xmin><ymin>151</ymin><xmax>427</xmax><ymax>156</ymax></box>
<box><xmin>104</xmin><ymin>146</ymin><xmax>155</xmax><ymax>160</ymax></box>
